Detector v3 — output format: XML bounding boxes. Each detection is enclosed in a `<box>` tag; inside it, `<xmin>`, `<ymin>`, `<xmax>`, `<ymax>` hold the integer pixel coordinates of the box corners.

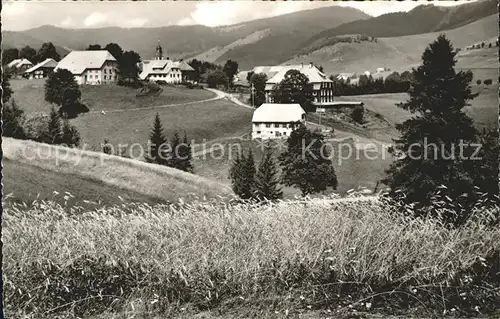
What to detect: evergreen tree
<box><xmin>3</xmin><ymin>99</ymin><xmax>26</xmax><ymax>139</ymax></box>
<box><xmin>229</xmin><ymin>149</ymin><xmax>256</xmax><ymax>200</ymax></box>
<box><xmin>2</xmin><ymin>69</ymin><xmax>13</xmax><ymax>104</ymax></box>
<box><xmin>254</xmin><ymin>143</ymin><xmax>283</xmax><ymax>201</ymax></box>
<box><xmin>471</xmin><ymin>128</ymin><xmax>499</xmax><ymax>202</ymax></box>
<box><xmin>61</xmin><ymin>119</ymin><xmax>81</xmax><ymax>147</ymax></box>
<box><xmin>168</xmin><ymin>132</ymin><xmax>182</xmax><ymax>169</ymax></box>
<box><xmin>41</xmin><ymin>107</ymin><xmax>63</xmax><ymax>144</ymax></box>
<box><xmin>279</xmin><ymin>123</ymin><xmax>337</xmax><ymax>196</ymax></box>
<box><xmin>383</xmin><ymin>34</ymin><xmax>479</xmax><ymax>215</ymax></box>
<box><xmin>177</xmin><ymin>133</ymin><xmax>194</xmax><ymax>173</ymax></box>
<box><xmin>146</xmin><ymin>113</ymin><xmax>168</xmax><ymax>165</ymax></box>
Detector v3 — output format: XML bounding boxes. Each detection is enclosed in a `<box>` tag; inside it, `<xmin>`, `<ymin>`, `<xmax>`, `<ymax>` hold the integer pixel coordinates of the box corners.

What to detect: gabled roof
<box><xmin>267</xmin><ymin>64</ymin><xmax>332</xmax><ymax>84</ymax></box>
<box><xmin>24</xmin><ymin>58</ymin><xmax>58</xmax><ymax>74</ymax></box>
<box><xmin>252</xmin><ymin>103</ymin><xmax>305</xmax><ymax>123</ymax></box>
<box><xmin>139</xmin><ymin>59</ymin><xmax>193</xmax><ymax>80</ymax></box>
<box><xmin>55</xmin><ymin>50</ymin><xmax>117</xmax><ymax>75</ymax></box>
<box><xmin>7</xmin><ymin>58</ymin><xmax>33</xmax><ymax>68</ymax></box>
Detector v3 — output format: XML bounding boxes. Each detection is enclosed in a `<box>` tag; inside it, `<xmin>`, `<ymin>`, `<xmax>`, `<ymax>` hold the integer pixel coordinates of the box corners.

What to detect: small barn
<box><xmin>23</xmin><ymin>58</ymin><xmax>58</xmax><ymax>79</ymax></box>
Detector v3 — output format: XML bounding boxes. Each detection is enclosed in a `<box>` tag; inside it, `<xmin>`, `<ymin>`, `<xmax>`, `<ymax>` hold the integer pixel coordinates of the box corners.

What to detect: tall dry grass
<box><xmin>4</xmin><ymin>196</ymin><xmax>500</xmax><ymax>318</ymax></box>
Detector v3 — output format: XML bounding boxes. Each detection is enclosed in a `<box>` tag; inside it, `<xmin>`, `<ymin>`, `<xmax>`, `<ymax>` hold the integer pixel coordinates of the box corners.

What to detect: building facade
<box><xmin>138</xmin><ymin>42</ymin><xmax>195</xmax><ymax>84</ymax></box>
<box><xmin>264</xmin><ymin>63</ymin><xmax>335</xmax><ymax>106</ymax></box>
<box><xmin>55</xmin><ymin>50</ymin><xmax>118</xmax><ymax>85</ymax></box>
<box><xmin>23</xmin><ymin>58</ymin><xmax>58</xmax><ymax>79</ymax></box>
<box><xmin>251</xmin><ymin>103</ymin><xmax>306</xmax><ymax>140</ymax></box>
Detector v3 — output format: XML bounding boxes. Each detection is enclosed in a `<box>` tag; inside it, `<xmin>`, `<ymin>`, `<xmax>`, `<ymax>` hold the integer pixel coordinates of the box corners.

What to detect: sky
<box><xmin>2</xmin><ymin>1</ymin><xmax>476</xmax><ymax>31</ymax></box>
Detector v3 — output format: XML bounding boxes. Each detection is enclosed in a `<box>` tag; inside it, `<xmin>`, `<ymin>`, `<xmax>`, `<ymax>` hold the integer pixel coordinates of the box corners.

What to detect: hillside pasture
<box><xmin>194</xmin><ymin>136</ymin><xmax>393</xmax><ymax>196</ymax></box>
<box><xmin>10</xmin><ymin>79</ymin><xmax>215</xmax><ymax>116</ymax></box>
<box><xmin>2</xmin><ymin>137</ymin><xmax>234</xmax><ymax>204</ymax></box>
<box><xmin>2</xmin><ymin>158</ymin><xmax>168</xmax><ymax>208</ymax></box>
<box><xmin>71</xmin><ymin>98</ymin><xmax>253</xmax><ymax>150</ymax></box>
<box><xmin>286</xmin><ymin>14</ymin><xmax>497</xmax><ymax>75</ymax></box>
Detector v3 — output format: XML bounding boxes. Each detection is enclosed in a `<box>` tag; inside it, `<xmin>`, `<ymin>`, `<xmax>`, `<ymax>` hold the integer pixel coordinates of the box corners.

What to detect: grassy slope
<box><xmin>337</xmin><ymin>84</ymin><xmax>498</xmax><ymax>131</ymax></box>
<box><xmin>72</xmin><ymin>98</ymin><xmax>253</xmax><ymax>150</ymax></box>
<box><xmin>5</xmin><ymin>198</ymin><xmax>500</xmax><ymax>317</ymax></box>
<box><xmin>285</xmin><ymin>14</ymin><xmax>497</xmax><ymax>74</ymax></box>
<box><xmin>10</xmin><ymin>79</ymin><xmax>215</xmax><ymax>115</ymax></box>
<box><xmin>2</xmin><ymin>137</ymin><xmax>234</xmax><ymax>204</ymax></box>
<box><xmin>2</xmin><ymin>158</ymin><xmax>168</xmax><ymax>208</ymax></box>
<box><xmin>194</xmin><ymin>136</ymin><xmax>392</xmax><ymax>197</ymax></box>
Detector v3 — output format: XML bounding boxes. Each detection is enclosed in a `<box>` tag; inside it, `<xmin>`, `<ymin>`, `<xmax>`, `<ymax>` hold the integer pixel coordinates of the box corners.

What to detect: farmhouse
<box><xmin>138</xmin><ymin>42</ymin><xmax>195</xmax><ymax>83</ymax></box>
<box><xmin>264</xmin><ymin>63</ymin><xmax>335</xmax><ymax>106</ymax></box>
<box><xmin>252</xmin><ymin>103</ymin><xmax>305</xmax><ymax>140</ymax></box>
<box><xmin>23</xmin><ymin>58</ymin><xmax>58</xmax><ymax>79</ymax></box>
<box><xmin>7</xmin><ymin>58</ymin><xmax>34</xmax><ymax>74</ymax></box>
<box><xmin>55</xmin><ymin>50</ymin><xmax>118</xmax><ymax>85</ymax></box>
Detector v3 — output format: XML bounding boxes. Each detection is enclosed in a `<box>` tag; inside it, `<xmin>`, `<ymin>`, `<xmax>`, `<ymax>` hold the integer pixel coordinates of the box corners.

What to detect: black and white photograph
<box><xmin>1</xmin><ymin>0</ymin><xmax>499</xmax><ymax>317</ymax></box>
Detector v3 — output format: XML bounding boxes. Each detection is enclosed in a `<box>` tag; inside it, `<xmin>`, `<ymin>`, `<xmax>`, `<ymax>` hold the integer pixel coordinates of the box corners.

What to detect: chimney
<box><xmin>300</xmin><ymin>62</ymin><xmax>303</xmax><ymax>68</ymax></box>
<box><xmin>167</xmin><ymin>57</ymin><xmax>170</xmax><ymax>60</ymax></box>
<box><xmin>309</xmin><ymin>62</ymin><xmax>313</xmax><ymax>68</ymax></box>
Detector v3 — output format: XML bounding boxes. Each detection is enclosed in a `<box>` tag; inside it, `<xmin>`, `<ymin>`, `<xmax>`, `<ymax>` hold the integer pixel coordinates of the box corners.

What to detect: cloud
<box><xmin>2</xmin><ymin>2</ymin><xmax>28</xmax><ymax>16</ymax></box>
<box><xmin>59</xmin><ymin>17</ymin><xmax>74</xmax><ymax>28</ymax></box>
<box><xmin>83</xmin><ymin>12</ymin><xmax>108</xmax><ymax>27</ymax></box>
<box><xmin>127</xmin><ymin>18</ymin><xmax>149</xmax><ymax>28</ymax></box>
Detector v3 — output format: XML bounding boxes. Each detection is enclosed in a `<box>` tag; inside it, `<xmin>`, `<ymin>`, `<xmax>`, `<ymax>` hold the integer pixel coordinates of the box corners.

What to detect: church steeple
<box><xmin>155</xmin><ymin>40</ymin><xmax>163</xmax><ymax>60</ymax></box>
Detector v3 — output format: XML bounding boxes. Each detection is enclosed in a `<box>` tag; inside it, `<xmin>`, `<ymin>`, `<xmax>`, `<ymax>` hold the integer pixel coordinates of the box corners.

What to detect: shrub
<box><xmin>484</xmin><ymin>79</ymin><xmax>493</xmax><ymax>86</ymax></box>
<box><xmin>476</xmin><ymin>79</ymin><xmax>482</xmax><ymax>85</ymax></box>
<box><xmin>350</xmin><ymin>105</ymin><xmax>364</xmax><ymax>124</ymax></box>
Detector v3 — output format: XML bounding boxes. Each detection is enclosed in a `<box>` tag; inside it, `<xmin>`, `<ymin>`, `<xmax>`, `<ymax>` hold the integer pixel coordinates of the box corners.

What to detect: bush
<box><xmin>476</xmin><ymin>79</ymin><xmax>482</xmax><ymax>85</ymax></box>
<box><xmin>156</xmin><ymin>80</ymin><xmax>167</xmax><ymax>86</ymax></box>
<box><xmin>350</xmin><ymin>105</ymin><xmax>364</xmax><ymax>124</ymax></box>
<box><xmin>59</xmin><ymin>101</ymin><xmax>89</xmax><ymax>119</ymax></box>
<box><xmin>484</xmin><ymin>79</ymin><xmax>493</xmax><ymax>86</ymax></box>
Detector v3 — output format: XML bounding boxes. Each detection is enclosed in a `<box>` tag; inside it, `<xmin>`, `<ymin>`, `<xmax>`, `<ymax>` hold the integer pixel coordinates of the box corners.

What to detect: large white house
<box><xmin>264</xmin><ymin>63</ymin><xmax>335</xmax><ymax>106</ymax></box>
<box><xmin>54</xmin><ymin>50</ymin><xmax>118</xmax><ymax>85</ymax></box>
<box><xmin>138</xmin><ymin>42</ymin><xmax>195</xmax><ymax>83</ymax></box>
<box><xmin>252</xmin><ymin>103</ymin><xmax>306</xmax><ymax>140</ymax></box>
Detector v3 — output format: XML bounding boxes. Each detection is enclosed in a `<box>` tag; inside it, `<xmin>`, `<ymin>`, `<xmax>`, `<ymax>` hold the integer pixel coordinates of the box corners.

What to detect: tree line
<box><xmin>230</xmin><ymin>124</ymin><xmax>338</xmax><ymax>201</ymax></box>
<box><xmin>187</xmin><ymin>59</ymin><xmax>239</xmax><ymax>90</ymax></box>
<box><xmin>329</xmin><ymin>71</ymin><xmax>414</xmax><ymax>96</ymax></box>
<box><xmin>2</xmin><ymin>42</ymin><xmax>61</xmax><ymax>67</ymax></box>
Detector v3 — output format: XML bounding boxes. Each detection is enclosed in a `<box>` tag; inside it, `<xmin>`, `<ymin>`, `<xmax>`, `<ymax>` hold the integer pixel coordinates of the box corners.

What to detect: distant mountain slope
<box><xmin>284</xmin><ymin>14</ymin><xmax>497</xmax><ymax>75</ymax></box>
<box><xmin>301</xmin><ymin>0</ymin><xmax>496</xmax><ymax>51</ymax></box>
<box><xmin>2</xmin><ymin>31</ymin><xmax>70</xmax><ymax>58</ymax></box>
<box><xmin>3</xmin><ymin>5</ymin><xmax>369</xmax><ymax>62</ymax></box>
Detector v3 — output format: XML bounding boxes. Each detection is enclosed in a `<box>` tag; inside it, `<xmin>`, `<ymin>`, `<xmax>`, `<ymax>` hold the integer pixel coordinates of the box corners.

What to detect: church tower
<box><xmin>155</xmin><ymin>40</ymin><xmax>163</xmax><ymax>60</ymax></box>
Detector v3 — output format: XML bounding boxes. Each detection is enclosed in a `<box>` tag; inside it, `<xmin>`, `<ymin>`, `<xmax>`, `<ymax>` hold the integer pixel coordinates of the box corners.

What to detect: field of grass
<box><xmin>71</xmin><ymin>98</ymin><xmax>253</xmax><ymax>151</ymax></box>
<box><xmin>3</xmin><ymin>137</ymin><xmax>234</xmax><ymax>204</ymax></box>
<box><xmin>10</xmin><ymin>79</ymin><xmax>215</xmax><ymax>115</ymax></box>
<box><xmin>2</xmin><ymin>158</ymin><xmax>167</xmax><ymax>208</ymax></box>
<box><xmin>4</xmin><ymin>197</ymin><xmax>500</xmax><ymax>318</ymax></box>
<box><xmin>194</xmin><ymin>136</ymin><xmax>392</xmax><ymax>197</ymax></box>
<box><xmin>337</xmin><ymin>82</ymin><xmax>498</xmax><ymax>133</ymax></box>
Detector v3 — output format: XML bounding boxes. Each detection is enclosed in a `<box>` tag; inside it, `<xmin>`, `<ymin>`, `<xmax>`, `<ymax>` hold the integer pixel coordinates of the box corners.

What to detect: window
<box><xmin>256</xmin><ymin>131</ymin><xmax>261</xmax><ymax>134</ymax></box>
<box><xmin>266</xmin><ymin>123</ymin><xmax>271</xmax><ymax>128</ymax></box>
<box><xmin>283</xmin><ymin>132</ymin><xmax>287</xmax><ymax>136</ymax></box>
<box><xmin>104</xmin><ymin>69</ymin><xmax>107</xmax><ymax>74</ymax></box>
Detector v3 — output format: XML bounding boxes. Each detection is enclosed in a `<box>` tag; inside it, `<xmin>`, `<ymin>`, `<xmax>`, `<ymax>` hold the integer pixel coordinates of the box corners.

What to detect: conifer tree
<box><xmin>61</xmin><ymin>118</ymin><xmax>81</xmax><ymax>147</ymax></box>
<box><xmin>279</xmin><ymin>123</ymin><xmax>337</xmax><ymax>196</ymax></box>
<box><xmin>254</xmin><ymin>143</ymin><xmax>283</xmax><ymax>201</ymax></box>
<box><xmin>177</xmin><ymin>133</ymin><xmax>194</xmax><ymax>173</ymax></box>
<box><xmin>3</xmin><ymin>99</ymin><xmax>26</xmax><ymax>139</ymax></box>
<box><xmin>146</xmin><ymin>113</ymin><xmax>168</xmax><ymax>165</ymax></box>
<box><xmin>230</xmin><ymin>149</ymin><xmax>256</xmax><ymax>200</ymax></box>
<box><xmin>41</xmin><ymin>107</ymin><xmax>63</xmax><ymax>144</ymax></box>
<box><xmin>168</xmin><ymin>131</ymin><xmax>182</xmax><ymax>169</ymax></box>
<box><xmin>383</xmin><ymin>34</ymin><xmax>478</xmax><ymax>213</ymax></box>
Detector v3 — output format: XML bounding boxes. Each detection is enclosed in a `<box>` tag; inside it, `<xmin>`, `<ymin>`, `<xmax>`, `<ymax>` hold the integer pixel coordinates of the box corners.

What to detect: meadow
<box><xmin>4</xmin><ymin>196</ymin><xmax>500</xmax><ymax>318</ymax></box>
<box><xmin>194</xmin><ymin>136</ymin><xmax>392</xmax><ymax>197</ymax></box>
<box><xmin>3</xmin><ymin>137</ymin><xmax>233</xmax><ymax>206</ymax></box>
<box><xmin>10</xmin><ymin>79</ymin><xmax>215</xmax><ymax>115</ymax></box>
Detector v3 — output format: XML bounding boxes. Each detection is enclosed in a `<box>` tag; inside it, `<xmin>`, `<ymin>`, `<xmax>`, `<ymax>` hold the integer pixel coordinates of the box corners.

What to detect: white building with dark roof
<box><xmin>264</xmin><ymin>62</ymin><xmax>335</xmax><ymax>106</ymax></box>
<box><xmin>138</xmin><ymin>41</ymin><xmax>195</xmax><ymax>83</ymax></box>
<box><xmin>54</xmin><ymin>50</ymin><xmax>118</xmax><ymax>85</ymax></box>
<box><xmin>252</xmin><ymin>103</ymin><xmax>306</xmax><ymax>140</ymax></box>
<box><xmin>23</xmin><ymin>58</ymin><xmax>58</xmax><ymax>79</ymax></box>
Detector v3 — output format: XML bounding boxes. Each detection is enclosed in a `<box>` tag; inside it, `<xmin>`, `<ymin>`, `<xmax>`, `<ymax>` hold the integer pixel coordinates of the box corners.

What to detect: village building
<box><xmin>138</xmin><ymin>41</ymin><xmax>195</xmax><ymax>83</ymax></box>
<box><xmin>23</xmin><ymin>58</ymin><xmax>58</xmax><ymax>79</ymax></box>
<box><xmin>7</xmin><ymin>58</ymin><xmax>34</xmax><ymax>74</ymax></box>
<box><xmin>251</xmin><ymin>103</ymin><xmax>306</xmax><ymax>140</ymax></box>
<box><xmin>54</xmin><ymin>50</ymin><xmax>118</xmax><ymax>85</ymax></box>
<box><xmin>264</xmin><ymin>63</ymin><xmax>335</xmax><ymax>106</ymax></box>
